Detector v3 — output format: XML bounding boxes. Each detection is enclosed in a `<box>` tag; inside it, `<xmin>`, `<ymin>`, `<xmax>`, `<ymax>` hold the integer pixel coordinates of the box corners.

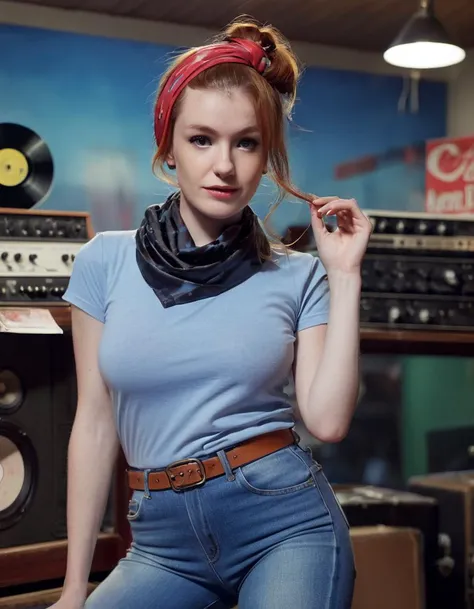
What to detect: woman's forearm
<box><xmin>62</xmin><ymin>407</ymin><xmax>119</xmax><ymax>601</ymax></box>
<box><xmin>306</xmin><ymin>271</ymin><xmax>361</xmax><ymax>441</ymax></box>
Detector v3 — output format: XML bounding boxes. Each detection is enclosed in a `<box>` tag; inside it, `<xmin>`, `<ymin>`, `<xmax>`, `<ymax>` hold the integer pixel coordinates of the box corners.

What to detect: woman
<box><xmin>53</xmin><ymin>17</ymin><xmax>371</xmax><ymax>609</ymax></box>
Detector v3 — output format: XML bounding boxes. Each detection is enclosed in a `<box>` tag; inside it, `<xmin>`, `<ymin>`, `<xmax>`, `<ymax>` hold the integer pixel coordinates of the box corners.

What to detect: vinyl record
<box><xmin>0</xmin><ymin>422</ymin><xmax>37</xmax><ymax>530</ymax></box>
<box><xmin>0</xmin><ymin>123</ymin><xmax>54</xmax><ymax>208</ymax></box>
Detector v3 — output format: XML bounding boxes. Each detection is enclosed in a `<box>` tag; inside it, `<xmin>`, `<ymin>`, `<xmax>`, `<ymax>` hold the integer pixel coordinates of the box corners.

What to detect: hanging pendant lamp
<box><xmin>383</xmin><ymin>0</ymin><xmax>466</xmax><ymax>69</ymax></box>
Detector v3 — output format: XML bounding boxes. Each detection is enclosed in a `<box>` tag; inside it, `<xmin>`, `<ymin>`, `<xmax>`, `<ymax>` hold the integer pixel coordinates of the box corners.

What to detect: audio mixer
<box><xmin>0</xmin><ymin>209</ymin><xmax>92</xmax><ymax>305</ymax></box>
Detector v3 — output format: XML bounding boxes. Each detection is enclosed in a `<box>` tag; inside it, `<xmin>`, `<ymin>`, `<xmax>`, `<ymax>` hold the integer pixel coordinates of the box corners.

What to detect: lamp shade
<box><xmin>383</xmin><ymin>5</ymin><xmax>466</xmax><ymax>69</ymax></box>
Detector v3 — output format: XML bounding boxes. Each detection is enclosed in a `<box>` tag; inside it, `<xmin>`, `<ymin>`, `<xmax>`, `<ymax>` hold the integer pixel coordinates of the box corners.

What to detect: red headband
<box><xmin>154</xmin><ymin>38</ymin><xmax>271</xmax><ymax>148</ymax></box>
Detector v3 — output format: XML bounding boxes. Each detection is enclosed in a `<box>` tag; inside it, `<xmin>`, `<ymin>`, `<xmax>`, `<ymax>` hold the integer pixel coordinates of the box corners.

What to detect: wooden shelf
<box><xmin>0</xmin><ymin>584</ymin><xmax>98</xmax><ymax>608</ymax></box>
<box><xmin>360</xmin><ymin>328</ymin><xmax>474</xmax><ymax>356</ymax></box>
<box><xmin>0</xmin><ymin>533</ymin><xmax>123</xmax><ymax>588</ymax></box>
<box><xmin>48</xmin><ymin>305</ymin><xmax>72</xmax><ymax>331</ymax></box>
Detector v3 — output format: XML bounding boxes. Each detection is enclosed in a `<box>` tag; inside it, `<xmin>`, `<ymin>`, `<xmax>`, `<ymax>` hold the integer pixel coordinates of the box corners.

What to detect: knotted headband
<box><xmin>154</xmin><ymin>38</ymin><xmax>272</xmax><ymax>147</ymax></box>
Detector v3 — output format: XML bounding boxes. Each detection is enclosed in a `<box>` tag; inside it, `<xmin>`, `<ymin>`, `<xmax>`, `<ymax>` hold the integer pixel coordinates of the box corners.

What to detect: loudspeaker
<box><xmin>0</xmin><ymin>333</ymin><xmax>107</xmax><ymax>548</ymax></box>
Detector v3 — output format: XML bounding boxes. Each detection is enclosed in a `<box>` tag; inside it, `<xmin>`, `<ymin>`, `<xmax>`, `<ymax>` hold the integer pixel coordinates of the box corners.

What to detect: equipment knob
<box><xmin>14</xmin><ymin>220</ymin><xmax>26</xmax><ymax>237</ymax></box>
<box><xmin>416</xmin><ymin>220</ymin><xmax>429</xmax><ymax>234</ymax></box>
<box><xmin>388</xmin><ymin>306</ymin><xmax>401</xmax><ymax>323</ymax></box>
<box><xmin>14</xmin><ymin>253</ymin><xmax>22</xmax><ymax>262</ymax></box>
<box><xmin>377</xmin><ymin>219</ymin><xmax>389</xmax><ymax>233</ymax></box>
<box><xmin>395</xmin><ymin>220</ymin><xmax>405</xmax><ymax>234</ymax></box>
<box><xmin>29</xmin><ymin>254</ymin><xmax>38</xmax><ymax>263</ymax></box>
<box><xmin>30</xmin><ymin>221</ymin><xmax>43</xmax><ymax>237</ymax></box>
<box><xmin>61</xmin><ymin>254</ymin><xmax>70</xmax><ymax>263</ymax></box>
<box><xmin>436</xmin><ymin>222</ymin><xmax>447</xmax><ymax>235</ymax></box>
<box><xmin>418</xmin><ymin>308</ymin><xmax>431</xmax><ymax>323</ymax></box>
<box><xmin>1</xmin><ymin>252</ymin><xmax>8</xmax><ymax>261</ymax></box>
<box><xmin>443</xmin><ymin>269</ymin><xmax>458</xmax><ymax>286</ymax></box>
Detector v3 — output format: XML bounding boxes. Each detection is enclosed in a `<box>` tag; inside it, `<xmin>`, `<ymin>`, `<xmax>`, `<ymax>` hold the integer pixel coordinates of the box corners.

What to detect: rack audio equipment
<box><xmin>360</xmin><ymin>210</ymin><xmax>474</xmax><ymax>331</ymax></box>
<box><xmin>0</xmin><ymin>208</ymin><xmax>93</xmax><ymax>306</ymax></box>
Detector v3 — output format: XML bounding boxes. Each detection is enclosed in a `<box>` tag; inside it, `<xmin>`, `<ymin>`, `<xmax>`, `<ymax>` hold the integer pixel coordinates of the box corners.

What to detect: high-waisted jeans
<box><xmin>85</xmin><ymin>441</ymin><xmax>355</xmax><ymax>608</ymax></box>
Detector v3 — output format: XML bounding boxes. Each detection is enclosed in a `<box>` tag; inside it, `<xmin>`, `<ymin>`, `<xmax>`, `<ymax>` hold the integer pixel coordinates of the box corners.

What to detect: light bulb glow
<box><xmin>384</xmin><ymin>41</ymin><xmax>466</xmax><ymax>69</ymax></box>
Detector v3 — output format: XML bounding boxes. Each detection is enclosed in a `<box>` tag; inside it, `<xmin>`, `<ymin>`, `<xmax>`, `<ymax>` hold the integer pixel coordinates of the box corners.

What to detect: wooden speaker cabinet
<box><xmin>0</xmin><ymin>328</ymin><xmax>130</xmax><ymax>589</ymax></box>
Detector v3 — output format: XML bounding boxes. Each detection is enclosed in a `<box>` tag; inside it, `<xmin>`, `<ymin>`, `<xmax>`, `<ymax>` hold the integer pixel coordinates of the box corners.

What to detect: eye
<box><xmin>239</xmin><ymin>138</ymin><xmax>259</xmax><ymax>151</ymax></box>
<box><xmin>189</xmin><ymin>135</ymin><xmax>210</xmax><ymax>147</ymax></box>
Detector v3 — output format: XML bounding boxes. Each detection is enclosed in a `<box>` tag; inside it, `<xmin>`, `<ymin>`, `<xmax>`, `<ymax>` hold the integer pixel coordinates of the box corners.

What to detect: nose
<box><xmin>213</xmin><ymin>144</ymin><xmax>235</xmax><ymax>178</ymax></box>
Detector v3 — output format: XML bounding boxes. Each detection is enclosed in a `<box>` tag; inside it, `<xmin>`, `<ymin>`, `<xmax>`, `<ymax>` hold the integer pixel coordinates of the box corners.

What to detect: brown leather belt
<box><xmin>127</xmin><ymin>428</ymin><xmax>295</xmax><ymax>492</ymax></box>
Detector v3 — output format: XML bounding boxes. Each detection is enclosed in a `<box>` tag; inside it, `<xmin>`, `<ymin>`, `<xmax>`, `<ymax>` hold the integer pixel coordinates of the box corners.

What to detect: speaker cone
<box><xmin>0</xmin><ymin>422</ymin><xmax>37</xmax><ymax>530</ymax></box>
<box><xmin>0</xmin><ymin>369</ymin><xmax>24</xmax><ymax>414</ymax></box>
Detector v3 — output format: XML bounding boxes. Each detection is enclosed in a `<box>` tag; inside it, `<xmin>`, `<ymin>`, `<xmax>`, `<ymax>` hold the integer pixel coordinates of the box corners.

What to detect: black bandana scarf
<box><xmin>135</xmin><ymin>192</ymin><xmax>265</xmax><ymax>308</ymax></box>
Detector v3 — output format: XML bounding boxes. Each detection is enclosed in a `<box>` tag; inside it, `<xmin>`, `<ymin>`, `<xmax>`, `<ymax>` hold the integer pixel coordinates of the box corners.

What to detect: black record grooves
<box><xmin>0</xmin><ymin>123</ymin><xmax>54</xmax><ymax>208</ymax></box>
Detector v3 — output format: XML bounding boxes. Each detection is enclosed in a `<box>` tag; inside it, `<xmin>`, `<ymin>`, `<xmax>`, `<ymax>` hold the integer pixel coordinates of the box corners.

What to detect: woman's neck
<box><xmin>178</xmin><ymin>194</ymin><xmax>242</xmax><ymax>247</ymax></box>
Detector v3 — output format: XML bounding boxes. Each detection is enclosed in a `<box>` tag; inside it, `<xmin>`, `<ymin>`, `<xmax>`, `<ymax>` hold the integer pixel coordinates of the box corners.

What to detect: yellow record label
<box><xmin>0</xmin><ymin>148</ymin><xmax>29</xmax><ymax>187</ymax></box>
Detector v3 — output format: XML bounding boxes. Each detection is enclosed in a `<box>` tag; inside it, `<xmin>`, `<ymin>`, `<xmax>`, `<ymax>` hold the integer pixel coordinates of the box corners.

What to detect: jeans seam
<box><xmin>202</xmin><ymin>601</ymin><xmax>225</xmax><ymax>609</ymax></box>
<box><xmin>289</xmin><ymin>444</ymin><xmax>322</xmax><ymax>471</ymax></box>
<box><xmin>311</xmin><ymin>469</ymin><xmax>337</xmax><ymax>531</ymax></box>
<box><xmin>234</xmin><ymin>446</ymin><xmax>316</xmax><ymax>496</ymax></box>
<box><xmin>315</xmin><ymin>469</ymin><xmax>351</xmax><ymax>529</ymax></box>
<box><xmin>311</xmin><ymin>471</ymin><xmax>338</xmax><ymax>609</ymax></box>
<box><xmin>235</xmin><ymin>468</ymin><xmax>315</xmax><ymax>496</ymax></box>
<box><xmin>184</xmin><ymin>493</ymin><xmax>233</xmax><ymax>594</ymax></box>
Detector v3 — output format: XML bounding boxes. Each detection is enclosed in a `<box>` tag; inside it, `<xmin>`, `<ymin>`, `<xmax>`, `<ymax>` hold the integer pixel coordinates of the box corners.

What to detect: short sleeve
<box><xmin>62</xmin><ymin>233</ymin><xmax>106</xmax><ymax>323</ymax></box>
<box><xmin>296</xmin><ymin>256</ymin><xmax>330</xmax><ymax>332</ymax></box>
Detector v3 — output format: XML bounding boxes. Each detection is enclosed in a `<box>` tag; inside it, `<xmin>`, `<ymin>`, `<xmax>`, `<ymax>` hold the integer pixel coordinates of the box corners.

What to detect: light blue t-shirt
<box><xmin>63</xmin><ymin>230</ymin><xmax>329</xmax><ymax>469</ymax></box>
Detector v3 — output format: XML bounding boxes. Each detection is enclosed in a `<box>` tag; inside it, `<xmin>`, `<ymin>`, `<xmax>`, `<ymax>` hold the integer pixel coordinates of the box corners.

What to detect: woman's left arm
<box><xmin>293</xmin><ymin>197</ymin><xmax>372</xmax><ymax>443</ymax></box>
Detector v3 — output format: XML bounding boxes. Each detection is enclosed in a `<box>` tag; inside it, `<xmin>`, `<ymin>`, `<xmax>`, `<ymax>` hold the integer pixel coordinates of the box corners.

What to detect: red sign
<box><xmin>425</xmin><ymin>135</ymin><xmax>474</xmax><ymax>214</ymax></box>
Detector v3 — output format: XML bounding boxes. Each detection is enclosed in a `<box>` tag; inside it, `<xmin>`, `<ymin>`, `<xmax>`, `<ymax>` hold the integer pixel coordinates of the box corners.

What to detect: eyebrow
<box><xmin>185</xmin><ymin>124</ymin><xmax>260</xmax><ymax>136</ymax></box>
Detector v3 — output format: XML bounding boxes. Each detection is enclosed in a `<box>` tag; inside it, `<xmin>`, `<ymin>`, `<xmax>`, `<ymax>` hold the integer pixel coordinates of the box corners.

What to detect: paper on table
<box><xmin>0</xmin><ymin>308</ymin><xmax>63</xmax><ymax>334</ymax></box>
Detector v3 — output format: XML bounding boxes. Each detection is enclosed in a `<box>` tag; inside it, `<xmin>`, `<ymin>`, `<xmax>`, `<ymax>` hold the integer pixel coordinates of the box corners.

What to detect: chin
<box><xmin>198</xmin><ymin>196</ymin><xmax>248</xmax><ymax>221</ymax></box>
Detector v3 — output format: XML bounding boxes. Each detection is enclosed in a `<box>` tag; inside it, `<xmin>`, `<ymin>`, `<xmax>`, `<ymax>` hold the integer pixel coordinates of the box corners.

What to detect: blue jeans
<box><xmin>86</xmin><ymin>441</ymin><xmax>355</xmax><ymax>608</ymax></box>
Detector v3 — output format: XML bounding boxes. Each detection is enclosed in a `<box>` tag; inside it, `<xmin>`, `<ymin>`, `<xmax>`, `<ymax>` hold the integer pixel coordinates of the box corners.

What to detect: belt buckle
<box><xmin>165</xmin><ymin>458</ymin><xmax>207</xmax><ymax>492</ymax></box>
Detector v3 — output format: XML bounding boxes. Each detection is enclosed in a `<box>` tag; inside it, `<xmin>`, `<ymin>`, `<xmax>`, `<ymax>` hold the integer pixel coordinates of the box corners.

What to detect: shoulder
<box><xmin>75</xmin><ymin>229</ymin><xmax>136</xmax><ymax>266</ymax></box>
<box><xmin>269</xmin><ymin>247</ymin><xmax>325</xmax><ymax>281</ymax></box>
<box><xmin>64</xmin><ymin>230</ymin><xmax>137</xmax><ymax>321</ymax></box>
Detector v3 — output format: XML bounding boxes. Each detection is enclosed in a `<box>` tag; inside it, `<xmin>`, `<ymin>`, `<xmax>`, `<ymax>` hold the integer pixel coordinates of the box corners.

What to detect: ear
<box><xmin>166</xmin><ymin>149</ymin><xmax>176</xmax><ymax>170</ymax></box>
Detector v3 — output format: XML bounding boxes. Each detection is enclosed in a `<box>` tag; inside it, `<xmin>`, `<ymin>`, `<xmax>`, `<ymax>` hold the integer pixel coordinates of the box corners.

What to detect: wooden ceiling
<box><xmin>4</xmin><ymin>0</ymin><xmax>474</xmax><ymax>52</ymax></box>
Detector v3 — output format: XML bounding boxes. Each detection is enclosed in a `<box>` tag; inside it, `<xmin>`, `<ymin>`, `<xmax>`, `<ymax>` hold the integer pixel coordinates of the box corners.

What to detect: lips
<box><xmin>203</xmin><ymin>186</ymin><xmax>239</xmax><ymax>200</ymax></box>
<box><xmin>204</xmin><ymin>186</ymin><xmax>238</xmax><ymax>193</ymax></box>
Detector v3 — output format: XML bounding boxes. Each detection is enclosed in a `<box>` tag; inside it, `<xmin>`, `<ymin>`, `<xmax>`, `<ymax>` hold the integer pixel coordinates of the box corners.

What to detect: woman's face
<box><xmin>167</xmin><ymin>86</ymin><xmax>266</xmax><ymax>223</ymax></box>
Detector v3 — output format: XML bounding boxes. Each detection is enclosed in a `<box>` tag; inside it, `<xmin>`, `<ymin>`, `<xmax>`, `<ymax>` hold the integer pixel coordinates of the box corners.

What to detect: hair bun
<box><xmin>221</xmin><ymin>16</ymin><xmax>300</xmax><ymax>102</ymax></box>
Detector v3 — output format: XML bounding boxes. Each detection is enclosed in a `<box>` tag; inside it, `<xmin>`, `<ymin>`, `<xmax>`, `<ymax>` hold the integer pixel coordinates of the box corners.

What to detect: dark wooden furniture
<box><xmin>0</xmin><ymin>305</ymin><xmax>131</xmax><ymax>589</ymax></box>
<box><xmin>360</xmin><ymin>327</ymin><xmax>474</xmax><ymax>357</ymax></box>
